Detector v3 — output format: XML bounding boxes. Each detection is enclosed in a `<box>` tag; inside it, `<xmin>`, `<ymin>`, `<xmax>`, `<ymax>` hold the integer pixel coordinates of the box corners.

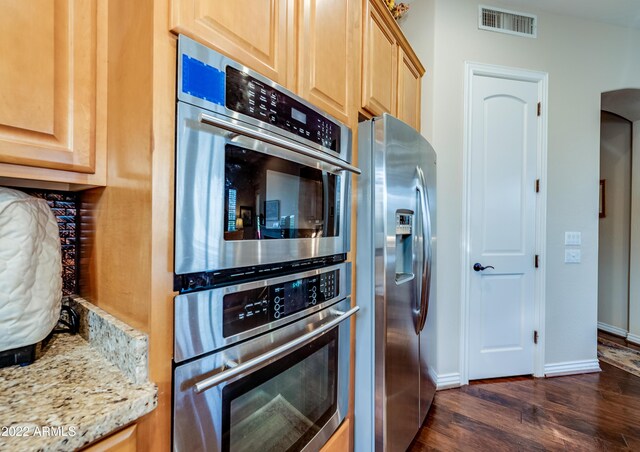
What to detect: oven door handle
<box><xmin>193</xmin><ymin>305</ymin><xmax>360</xmax><ymax>394</ymax></box>
<box><xmin>199</xmin><ymin>113</ymin><xmax>362</xmax><ymax>175</ymax></box>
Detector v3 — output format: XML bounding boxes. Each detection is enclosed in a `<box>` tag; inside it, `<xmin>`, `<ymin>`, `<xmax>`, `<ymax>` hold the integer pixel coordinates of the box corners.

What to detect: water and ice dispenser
<box><xmin>395</xmin><ymin>211</ymin><xmax>414</xmax><ymax>283</ymax></box>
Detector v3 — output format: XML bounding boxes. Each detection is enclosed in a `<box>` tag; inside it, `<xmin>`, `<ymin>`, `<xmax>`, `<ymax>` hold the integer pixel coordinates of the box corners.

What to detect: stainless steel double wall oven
<box><xmin>173</xmin><ymin>35</ymin><xmax>360</xmax><ymax>452</ymax></box>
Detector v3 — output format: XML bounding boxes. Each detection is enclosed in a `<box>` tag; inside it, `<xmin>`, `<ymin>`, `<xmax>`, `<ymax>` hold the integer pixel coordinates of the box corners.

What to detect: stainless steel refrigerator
<box><xmin>354</xmin><ymin>114</ymin><xmax>437</xmax><ymax>452</ymax></box>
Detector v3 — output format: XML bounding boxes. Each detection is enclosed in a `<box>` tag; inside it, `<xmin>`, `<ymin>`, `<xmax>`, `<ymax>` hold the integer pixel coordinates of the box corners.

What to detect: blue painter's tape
<box><xmin>182</xmin><ymin>54</ymin><xmax>225</xmax><ymax>105</ymax></box>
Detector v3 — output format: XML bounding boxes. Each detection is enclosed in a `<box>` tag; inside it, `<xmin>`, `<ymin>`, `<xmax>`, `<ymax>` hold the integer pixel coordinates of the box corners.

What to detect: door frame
<box><xmin>460</xmin><ymin>62</ymin><xmax>549</xmax><ymax>384</ymax></box>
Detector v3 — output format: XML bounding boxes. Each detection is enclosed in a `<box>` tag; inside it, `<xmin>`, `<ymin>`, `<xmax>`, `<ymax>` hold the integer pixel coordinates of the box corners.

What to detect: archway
<box><xmin>599</xmin><ymin>88</ymin><xmax>640</xmax><ymax>345</ymax></box>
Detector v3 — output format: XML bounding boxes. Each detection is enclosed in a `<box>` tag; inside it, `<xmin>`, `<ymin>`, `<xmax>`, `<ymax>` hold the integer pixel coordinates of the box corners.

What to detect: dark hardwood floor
<box><xmin>409</xmin><ymin>362</ymin><xmax>640</xmax><ymax>451</ymax></box>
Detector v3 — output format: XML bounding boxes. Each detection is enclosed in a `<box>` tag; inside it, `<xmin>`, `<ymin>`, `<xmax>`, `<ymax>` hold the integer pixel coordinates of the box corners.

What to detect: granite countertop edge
<box><xmin>0</xmin><ymin>298</ymin><xmax>158</xmax><ymax>451</ymax></box>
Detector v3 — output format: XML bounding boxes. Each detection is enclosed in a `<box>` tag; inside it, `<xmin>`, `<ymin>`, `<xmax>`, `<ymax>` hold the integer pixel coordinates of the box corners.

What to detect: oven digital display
<box><xmin>291</xmin><ymin>108</ymin><xmax>307</xmax><ymax>124</ymax></box>
<box><xmin>283</xmin><ymin>279</ymin><xmax>307</xmax><ymax>314</ymax></box>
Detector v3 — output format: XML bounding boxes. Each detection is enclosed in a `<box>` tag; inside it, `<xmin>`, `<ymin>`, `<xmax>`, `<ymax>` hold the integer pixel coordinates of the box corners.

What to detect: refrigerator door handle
<box><xmin>416</xmin><ymin>166</ymin><xmax>433</xmax><ymax>333</ymax></box>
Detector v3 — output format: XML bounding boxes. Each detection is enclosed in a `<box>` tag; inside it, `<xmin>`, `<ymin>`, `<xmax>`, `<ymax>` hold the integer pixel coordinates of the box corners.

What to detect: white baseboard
<box><xmin>544</xmin><ymin>359</ymin><xmax>601</xmax><ymax>377</ymax></box>
<box><xmin>429</xmin><ymin>367</ymin><xmax>462</xmax><ymax>390</ymax></box>
<box><xmin>598</xmin><ymin>322</ymin><xmax>628</xmax><ymax>337</ymax></box>
<box><xmin>431</xmin><ymin>360</ymin><xmax>603</xmax><ymax>386</ymax></box>
<box><xmin>627</xmin><ymin>333</ymin><xmax>640</xmax><ymax>345</ymax></box>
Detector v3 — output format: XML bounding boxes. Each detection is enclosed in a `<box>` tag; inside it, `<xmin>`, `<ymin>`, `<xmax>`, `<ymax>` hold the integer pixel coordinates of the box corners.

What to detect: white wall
<box><xmin>402</xmin><ymin>0</ymin><xmax>640</xmax><ymax>378</ymax></box>
<box><xmin>629</xmin><ymin>121</ymin><xmax>640</xmax><ymax>343</ymax></box>
<box><xmin>598</xmin><ymin>112</ymin><xmax>631</xmax><ymax>334</ymax></box>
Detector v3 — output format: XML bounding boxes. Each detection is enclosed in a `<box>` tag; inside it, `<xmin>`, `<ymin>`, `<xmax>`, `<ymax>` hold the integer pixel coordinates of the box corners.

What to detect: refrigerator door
<box><xmin>354</xmin><ymin>114</ymin><xmax>437</xmax><ymax>452</ymax></box>
<box><xmin>417</xmin><ymin>137</ymin><xmax>437</xmax><ymax>424</ymax></box>
<box><xmin>376</xmin><ymin>114</ymin><xmax>421</xmax><ymax>452</ymax></box>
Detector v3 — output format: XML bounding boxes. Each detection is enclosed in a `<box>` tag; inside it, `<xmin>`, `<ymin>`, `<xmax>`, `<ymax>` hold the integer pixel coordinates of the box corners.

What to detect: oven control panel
<box><xmin>225</xmin><ymin>66</ymin><xmax>340</xmax><ymax>152</ymax></box>
<box><xmin>223</xmin><ymin>270</ymin><xmax>339</xmax><ymax>337</ymax></box>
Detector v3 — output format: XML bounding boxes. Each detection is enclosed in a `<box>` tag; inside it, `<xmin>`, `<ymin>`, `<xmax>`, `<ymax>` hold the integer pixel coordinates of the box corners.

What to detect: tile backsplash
<box><xmin>20</xmin><ymin>189</ymin><xmax>79</xmax><ymax>296</ymax></box>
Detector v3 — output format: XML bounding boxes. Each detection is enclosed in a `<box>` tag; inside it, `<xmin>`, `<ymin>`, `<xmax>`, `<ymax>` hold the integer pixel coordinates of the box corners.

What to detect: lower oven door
<box><xmin>173</xmin><ymin>298</ymin><xmax>356</xmax><ymax>452</ymax></box>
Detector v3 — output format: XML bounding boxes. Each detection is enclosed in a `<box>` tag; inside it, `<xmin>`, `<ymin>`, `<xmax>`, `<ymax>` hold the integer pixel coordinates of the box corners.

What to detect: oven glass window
<box><xmin>224</xmin><ymin>144</ymin><xmax>340</xmax><ymax>241</ymax></box>
<box><xmin>222</xmin><ymin>329</ymin><xmax>338</xmax><ymax>452</ymax></box>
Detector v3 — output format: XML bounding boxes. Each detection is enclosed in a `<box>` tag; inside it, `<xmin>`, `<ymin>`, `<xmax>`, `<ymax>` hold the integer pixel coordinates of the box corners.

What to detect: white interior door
<box><xmin>468</xmin><ymin>73</ymin><xmax>539</xmax><ymax>380</ymax></box>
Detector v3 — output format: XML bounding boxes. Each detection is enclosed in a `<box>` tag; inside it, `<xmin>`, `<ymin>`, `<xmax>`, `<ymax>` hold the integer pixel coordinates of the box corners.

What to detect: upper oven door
<box><xmin>175</xmin><ymin>102</ymin><xmax>355</xmax><ymax>275</ymax></box>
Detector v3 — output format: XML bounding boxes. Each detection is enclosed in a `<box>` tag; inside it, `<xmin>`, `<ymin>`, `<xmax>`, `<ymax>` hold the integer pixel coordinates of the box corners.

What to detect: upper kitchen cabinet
<box><xmin>0</xmin><ymin>0</ymin><xmax>106</xmax><ymax>186</ymax></box>
<box><xmin>170</xmin><ymin>0</ymin><xmax>296</xmax><ymax>87</ymax></box>
<box><xmin>298</xmin><ymin>0</ymin><xmax>361</xmax><ymax>126</ymax></box>
<box><xmin>361</xmin><ymin>0</ymin><xmax>425</xmax><ymax>131</ymax></box>
<box><xmin>361</xmin><ymin>0</ymin><xmax>397</xmax><ymax>117</ymax></box>
<box><xmin>397</xmin><ymin>47</ymin><xmax>422</xmax><ymax>131</ymax></box>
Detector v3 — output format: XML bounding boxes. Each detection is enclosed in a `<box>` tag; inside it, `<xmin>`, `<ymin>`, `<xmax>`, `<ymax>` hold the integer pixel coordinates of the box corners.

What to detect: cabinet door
<box><xmin>361</xmin><ymin>0</ymin><xmax>397</xmax><ymax>116</ymax></box>
<box><xmin>0</xmin><ymin>0</ymin><xmax>98</xmax><ymax>173</ymax></box>
<box><xmin>298</xmin><ymin>0</ymin><xmax>360</xmax><ymax>125</ymax></box>
<box><xmin>397</xmin><ymin>48</ymin><xmax>422</xmax><ymax>131</ymax></box>
<box><xmin>83</xmin><ymin>425</ymin><xmax>137</xmax><ymax>452</ymax></box>
<box><xmin>171</xmin><ymin>0</ymin><xmax>295</xmax><ymax>86</ymax></box>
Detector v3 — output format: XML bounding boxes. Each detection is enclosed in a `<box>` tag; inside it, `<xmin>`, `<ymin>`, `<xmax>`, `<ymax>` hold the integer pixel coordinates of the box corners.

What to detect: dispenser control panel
<box><xmin>396</xmin><ymin>213</ymin><xmax>413</xmax><ymax>235</ymax></box>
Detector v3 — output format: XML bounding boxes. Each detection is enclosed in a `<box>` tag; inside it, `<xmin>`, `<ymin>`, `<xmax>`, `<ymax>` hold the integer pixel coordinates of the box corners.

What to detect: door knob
<box><xmin>473</xmin><ymin>263</ymin><xmax>495</xmax><ymax>272</ymax></box>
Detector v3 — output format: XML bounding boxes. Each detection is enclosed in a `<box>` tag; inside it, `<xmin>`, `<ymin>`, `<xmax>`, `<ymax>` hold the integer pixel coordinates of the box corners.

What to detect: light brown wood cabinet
<box><xmin>320</xmin><ymin>419</ymin><xmax>351</xmax><ymax>452</ymax></box>
<box><xmin>361</xmin><ymin>0</ymin><xmax>425</xmax><ymax>131</ymax></box>
<box><xmin>397</xmin><ymin>47</ymin><xmax>422</xmax><ymax>131</ymax></box>
<box><xmin>170</xmin><ymin>0</ymin><xmax>296</xmax><ymax>87</ymax></box>
<box><xmin>361</xmin><ymin>1</ymin><xmax>398</xmax><ymax>117</ymax></box>
<box><xmin>0</xmin><ymin>0</ymin><xmax>106</xmax><ymax>187</ymax></box>
<box><xmin>298</xmin><ymin>0</ymin><xmax>361</xmax><ymax>125</ymax></box>
<box><xmin>83</xmin><ymin>425</ymin><xmax>137</xmax><ymax>452</ymax></box>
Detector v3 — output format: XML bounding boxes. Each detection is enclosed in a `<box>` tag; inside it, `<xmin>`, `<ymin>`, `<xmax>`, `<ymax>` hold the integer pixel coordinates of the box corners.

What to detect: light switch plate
<box><xmin>565</xmin><ymin>231</ymin><xmax>581</xmax><ymax>246</ymax></box>
<box><xmin>565</xmin><ymin>249</ymin><xmax>581</xmax><ymax>263</ymax></box>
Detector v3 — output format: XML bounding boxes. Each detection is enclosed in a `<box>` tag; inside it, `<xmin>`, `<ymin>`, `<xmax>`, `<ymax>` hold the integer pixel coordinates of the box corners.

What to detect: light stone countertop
<box><xmin>0</xmin><ymin>298</ymin><xmax>157</xmax><ymax>451</ymax></box>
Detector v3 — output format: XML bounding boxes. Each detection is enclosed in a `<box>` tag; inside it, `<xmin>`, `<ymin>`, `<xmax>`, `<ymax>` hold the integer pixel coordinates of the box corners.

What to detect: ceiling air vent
<box><xmin>479</xmin><ymin>5</ymin><xmax>537</xmax><ymax>38</ymax></box>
